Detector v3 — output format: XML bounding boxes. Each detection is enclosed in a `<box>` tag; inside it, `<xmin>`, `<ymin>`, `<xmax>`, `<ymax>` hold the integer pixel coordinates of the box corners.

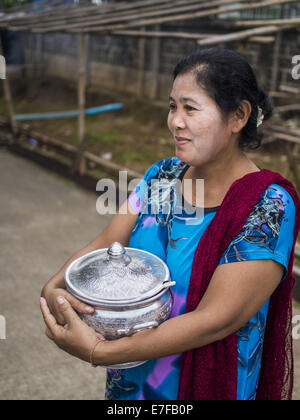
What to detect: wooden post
<box><xmin>72</xmin><ymin>32</ymin><xmax>87</xmax><ymax>175</ymax></box>
<box><xmin>150</xmin><ymin>24</ymin><xmax>161</xmax><ymax>100</ymax></box>
<box><xmin>35</xmin><ymin>33</ymin><xmax>43</xmax><ymax>80</ymax></box>
<box><xmin>0</xmin><ymin>37</ymin><xmax>18</xmax><ymax>137</ymax></box>
<box><xmin>86</xmin><ymin>33</ymin><xmax>91</xmax><ymax>89</ymax></box>
<box><xmin>78</xmin><ymin>32</ymin><xmax>86</xmax><ymax>151</ymax></box>
<box><xmin>270</xmin><ymin>31</ymin><xmax>282</xmax><ymax>91</ymax></box>
<box><xmin>270</xmin><ymin>6</ymin><xmax>283</xmax><ymax>92</ymax></box>
<box><xmin>137</xmin><ymin>26</ymin><xmax>146</xmax><ymax>97</ymax></box>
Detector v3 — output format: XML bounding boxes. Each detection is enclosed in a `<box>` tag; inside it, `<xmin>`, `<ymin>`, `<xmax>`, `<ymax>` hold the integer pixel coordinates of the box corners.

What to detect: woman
<box><xmin>41</xmin><ymin>47</ymin><xmax>300</xmax><ymax>400</ymax></box>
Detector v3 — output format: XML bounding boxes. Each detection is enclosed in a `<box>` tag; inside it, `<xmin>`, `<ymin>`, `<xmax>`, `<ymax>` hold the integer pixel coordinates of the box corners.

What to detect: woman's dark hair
<box><xmin>173</xmin><ymin>47</ymin><xmax>274</xmax><ymax>150</ymax></box>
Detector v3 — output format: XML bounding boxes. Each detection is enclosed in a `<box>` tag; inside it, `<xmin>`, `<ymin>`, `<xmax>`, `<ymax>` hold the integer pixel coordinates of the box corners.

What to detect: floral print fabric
<box><xmin>105</xmin><ymin>158</ymin><xmax>295</xmax><ymax>400</ymax></box>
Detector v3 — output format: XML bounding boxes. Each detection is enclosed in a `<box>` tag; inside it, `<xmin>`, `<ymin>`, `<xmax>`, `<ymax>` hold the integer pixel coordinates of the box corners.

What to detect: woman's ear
<box><xmin>232</xmin><ymin>100</ymin><xmax>252</xmax><ymax>133</ymax></box>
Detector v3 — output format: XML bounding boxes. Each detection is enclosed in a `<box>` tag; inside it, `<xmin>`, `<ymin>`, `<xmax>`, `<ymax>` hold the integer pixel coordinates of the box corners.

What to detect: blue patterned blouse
<box><xmin>105</xmin><ymin>157</ymin><xmax>296</xmax><ymax>401</ymax></box>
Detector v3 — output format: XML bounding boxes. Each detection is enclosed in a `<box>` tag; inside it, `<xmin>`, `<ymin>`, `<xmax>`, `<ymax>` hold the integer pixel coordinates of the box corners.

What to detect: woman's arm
<box><xmin>96</xmin><ymin>259</ymin><xmax>284</xmax><ymax>365</ymax></box>
<box><xmin>41</xmin><ymin>258</ymin><xmax>284</xmax><ymax>365</ymax></box>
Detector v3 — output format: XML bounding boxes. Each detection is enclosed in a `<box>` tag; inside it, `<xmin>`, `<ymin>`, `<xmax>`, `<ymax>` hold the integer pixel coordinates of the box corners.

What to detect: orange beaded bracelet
<box><xmin>90</xmin><ymin>339</ymin><xmax>102</xmax><ymax>367</ymax></box>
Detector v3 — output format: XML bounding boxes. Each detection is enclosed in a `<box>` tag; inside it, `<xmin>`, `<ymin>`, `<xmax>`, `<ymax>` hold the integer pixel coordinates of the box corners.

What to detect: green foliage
<box><xmin>121</xmin><ymin>151</ymin><xmax>145</xmax><ymax>162</ymax></box>
<box><xmin>87</xmin><ymin>129</ymin><xmax>120</xmax><ymax>145</ymax></box>
<box><xmin>1</xmin><ymin>0</ymin><xmax>32</xmax><ymax>9</ymax></box>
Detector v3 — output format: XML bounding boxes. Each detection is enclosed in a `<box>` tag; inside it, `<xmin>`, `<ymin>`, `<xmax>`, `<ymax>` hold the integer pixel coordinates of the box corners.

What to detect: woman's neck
<box><xmin>183</xmin><ymin>151</ymin><xmax>260</xmax><ymax>208</ymax></box>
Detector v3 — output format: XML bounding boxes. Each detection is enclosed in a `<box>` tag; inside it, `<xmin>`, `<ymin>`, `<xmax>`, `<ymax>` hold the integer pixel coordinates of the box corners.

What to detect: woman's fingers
<box><xmin>40</xmin><ymin>297</ymin><xmax>62</xmax><ymax>337</ymax></box>
<box><xmin>55</xmin><ymin>296</ymin><xmax>81</xmax><ymax>328</ymax></box>
<box><xmin>96</xmin><ymin>332</ymin><xmax>106</xmax><ymax>341</ymax></box>
<box><xmin>54</xmin><ymin>290</ymin><xmax>94</xmax><ymax>315</ymax></box>
<box><xmin>51</xmin><ymin>306</ymin><xmax>66</xmax><ymax>326</ymax></box>
<box><xmin>66</xmin><ymin>293</ymin><xmax>94</xmax><ymax>315</ymax></box>
<box><xmin>48</xmin><ymin>290</ymin><xmax>94</xmax><ymax>326</ymax></box>
<box><xmin>45</xmin><ymin>327</ymin><xmax>55</xmax><ymax>341</ymax></box>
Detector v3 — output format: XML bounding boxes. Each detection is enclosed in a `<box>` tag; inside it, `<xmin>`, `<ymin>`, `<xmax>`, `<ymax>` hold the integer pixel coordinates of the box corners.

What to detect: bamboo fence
<box><xmin>0</xmin><ymin>0</ymin><xmax>299</xmax><ymax>179</ymax></box>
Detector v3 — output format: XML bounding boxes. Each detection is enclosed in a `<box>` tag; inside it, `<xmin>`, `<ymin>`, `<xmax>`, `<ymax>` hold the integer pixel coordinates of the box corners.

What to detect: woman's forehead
<box><xmin>170</xmin><ymin>73</ymin><xmax>210</xmax><ymax>104</ymax></box>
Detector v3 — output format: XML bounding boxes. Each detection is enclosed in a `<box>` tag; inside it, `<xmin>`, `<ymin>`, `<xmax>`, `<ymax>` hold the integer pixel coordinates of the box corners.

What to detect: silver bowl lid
<box><xmin>65</xmin><ymin>242</ymin><xmax>173</xmax><ymax>305</ymax></box>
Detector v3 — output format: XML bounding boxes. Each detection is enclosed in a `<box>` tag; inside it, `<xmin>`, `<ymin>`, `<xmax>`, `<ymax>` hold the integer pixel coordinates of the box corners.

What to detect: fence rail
<box><xmin>238</xmin><ymin>3</ymin><xmax>300</xmax><ymax>19</ymax></box>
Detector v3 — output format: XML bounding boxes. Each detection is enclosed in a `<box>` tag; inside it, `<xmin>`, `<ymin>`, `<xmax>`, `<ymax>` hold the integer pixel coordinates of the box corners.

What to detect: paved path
<box><xmin>0</xmin><ymin>149</ymin><xmax>110</xmax><ymax>400</ymax></box>
<box><xmin>0</xmin><ymin>148</ymin><xmax>299</xmax><ymax>400</ymax></box>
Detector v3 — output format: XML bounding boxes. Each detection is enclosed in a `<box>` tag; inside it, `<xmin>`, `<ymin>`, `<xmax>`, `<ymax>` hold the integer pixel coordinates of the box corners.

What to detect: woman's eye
<box><xmin>169</xmin><ymin>103</ymin><xmax>176</xmax><ymax>111</ymax></box>
<box><xmin>184</xmin><ymin>105</ymin><xmax>196</xmax><ymax>112</ymax></box>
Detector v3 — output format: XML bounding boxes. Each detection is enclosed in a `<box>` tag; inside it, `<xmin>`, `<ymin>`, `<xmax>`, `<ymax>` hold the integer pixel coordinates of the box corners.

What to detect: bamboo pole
<box><xmin>197</xmin><ymin>24</ymin><xmax>292</xmax><ymax>46</ymax></box>
<box><xmin>78</xmin><ymin>32</ymin><xmax>86</xmax><ymax>149</ymax></box>
<box><xmin>271</xmin><ymin>131</ymin><xmax>300</xmax><ymax>145</ymax></box>
<box><xmin>0</xmin><ymin>0</ymin><xmax>236</xmax><ymax>31</ymax></box>
<box><xmin>271</xmin><ymin>124</ymin><xmax>300</xmax><ymax>138</ymax></box>
<box><xmin>68</xmin><ymin>0</ymin><xmax>300</xmax><ymax>34</ymax></box>
<box><xmin>0</xmin><ymin>2</ymin><xmax>112</xmax><ymax>26</ymax></box>
<box><xmin>71</xmin><ymin>32</ymin><xmax>87</xmax><ymax>176</ymax></box>
<box><xmin>150</xmin><ymin>24</ymin><xmax>161</xmax><ymax>100</ymax></box>
<box><xmin>280</xmin><ymin>84</ymin><xmax>300</xmax><ymax>93</ymax></box>
<box><xmin>235</xmin><ymin>18</ymin><xmax>300</xmax><ymax>27</ymax></box>
<box><xmin>1</xmin><ymin>0</ymin><xmax>212</xmax><ymax>31</ymax></box>
<box><xmin>3</xmin><ymin>0</ymin><xmax>299</xmax><ymax>35</ymax></box>
<box><xmin>0</xmin><ymin>37</ymin><xmax>17</xmax><ymax>136</ymax></box>
<box><xmin>9</xmin><ymin>1</ymin><xmax>167</xmax><ymax>31</ymax></box>
<box><xmin>1</xmin><ymin>0</ymin><xmax>299</xmax><ymax>33</ymax></box>
<box><xmin>270</xmin><ymin>5</ymin><xmax>284</xmax><ymax>92</ymax></box>
<box><xmin>137</xmin><ymin>26</ymin><xmax>146</xmax><ymax>97</ymax></box>
<box><xmin>274</xmin><ymin>104</ymin><xmax>300</xmax><ymax>113</ymax></box>
<box><xmin>46</xmin><ymin>0</ymin><xmax>250</xmax><ymax>32</ymax></box>
<box><xmin>249</xmin><ymin>36</ymin><xmax>275</xmax><ymax>43</ymax></box>
<box><xmin>269</xmin><ymin>90</ymin><xmax>300</xmax><ymax>98</ymax></box>
<box><xmin>112</xmin><ymin>30</ymin><xmax>216</xmax><ymax>39</ymax></box>
<box><xmin>112</xmin><ymin>29</ymin><xmax>275</xmax><ymax>43</ymax></box>
<box><xmin>7</xmin><ymin>0</ymin><xmax>263</xmax><ymax>33</ymax></box>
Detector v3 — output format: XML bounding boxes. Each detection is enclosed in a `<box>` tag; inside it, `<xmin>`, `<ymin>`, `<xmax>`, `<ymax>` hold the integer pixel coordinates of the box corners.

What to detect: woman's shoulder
<box><xmin>219</xmin><ymin>183</ymin><xmax>296</xmax><ymax>268</ymax></box>
<box><xmin>245</xmin><ymin>183</ymin><xmax>296</xmax><ymax>239</ymax></box>
<box><xmin>258</xmin><ymin>183</ymin><xmax>296</xmax><ymax>216</ymax></box>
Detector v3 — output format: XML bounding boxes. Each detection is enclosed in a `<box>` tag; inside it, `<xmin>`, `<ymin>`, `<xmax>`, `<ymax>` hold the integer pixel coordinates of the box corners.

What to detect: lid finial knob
<box><xmin>107</xmin><ymin>242</ymin><xmax>125</xmax><ymax>259</ymax></box>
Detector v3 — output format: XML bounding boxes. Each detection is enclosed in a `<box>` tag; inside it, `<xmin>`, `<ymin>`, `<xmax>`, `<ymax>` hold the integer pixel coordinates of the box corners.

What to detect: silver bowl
<box><xmin>65</xmin><ymin>242</ymin><xmax>175</xmax><ymax>369</ymax></box>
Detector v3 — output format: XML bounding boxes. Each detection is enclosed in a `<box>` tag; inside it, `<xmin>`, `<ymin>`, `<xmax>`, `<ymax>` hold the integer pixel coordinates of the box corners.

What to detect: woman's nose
<box><xmin>171</xmin><ymin>113</ymin><xmax>186</xmax><ymax>130</ymax></box>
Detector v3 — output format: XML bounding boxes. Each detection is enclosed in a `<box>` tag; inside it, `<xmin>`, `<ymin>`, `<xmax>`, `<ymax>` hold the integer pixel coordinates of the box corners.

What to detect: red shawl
<box><xmin>177</xmin><ymin>169</ymin><xmax>300</xmax><ymax>400</ymax></box>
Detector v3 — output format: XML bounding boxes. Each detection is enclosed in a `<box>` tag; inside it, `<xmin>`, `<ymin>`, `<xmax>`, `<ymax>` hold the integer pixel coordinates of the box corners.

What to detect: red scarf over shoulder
<box><xmin>177</xmin><ymin>169</ymin><xmax>300</xmax><ymax>400</ymax></box>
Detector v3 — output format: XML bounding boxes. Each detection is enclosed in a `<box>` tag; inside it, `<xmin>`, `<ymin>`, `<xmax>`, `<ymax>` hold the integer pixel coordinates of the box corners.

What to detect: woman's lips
<box><xmin>175</xmin><ymin>136</ymin><xmax>191</xmax><ymax>145</ymax></box>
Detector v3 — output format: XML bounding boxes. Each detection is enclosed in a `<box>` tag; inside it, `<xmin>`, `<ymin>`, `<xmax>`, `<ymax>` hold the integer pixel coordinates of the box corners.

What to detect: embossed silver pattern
<box><xmin>65</xmin><ymin>243</ymin><xmax>175</xmax><ymax>369</ymax></box>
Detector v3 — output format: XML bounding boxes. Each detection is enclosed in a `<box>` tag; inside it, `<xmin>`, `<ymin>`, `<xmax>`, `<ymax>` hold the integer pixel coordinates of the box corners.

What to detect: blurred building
<box><xmin>2</xmin><ymin>1</ymin><xmax>300</xmax><ymax>97</ymax></box>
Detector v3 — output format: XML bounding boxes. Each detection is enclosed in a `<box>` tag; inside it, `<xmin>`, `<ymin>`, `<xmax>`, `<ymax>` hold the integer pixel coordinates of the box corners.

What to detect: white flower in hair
<box><xmin>257</xmin><ymin>106</ymin><xmax>264</xmax><ymax>128</ymax></box>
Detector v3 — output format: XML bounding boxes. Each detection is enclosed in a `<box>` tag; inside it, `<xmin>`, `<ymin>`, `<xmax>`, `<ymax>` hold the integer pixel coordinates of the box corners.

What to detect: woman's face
<box><xmin>167</xmin><ymin>72</ymin><xmax>237</xmax><ymax>167</ymax></box>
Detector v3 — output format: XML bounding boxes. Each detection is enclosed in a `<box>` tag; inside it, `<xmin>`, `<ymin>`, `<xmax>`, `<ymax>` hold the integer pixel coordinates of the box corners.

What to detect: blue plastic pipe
<box><xmin>14</xmin><ymin>103</ymin><xmax>123</xmax><ymax>121</ymax></box>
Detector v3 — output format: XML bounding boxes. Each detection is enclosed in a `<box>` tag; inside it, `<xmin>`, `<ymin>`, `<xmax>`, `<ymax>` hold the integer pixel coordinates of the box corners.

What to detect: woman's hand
<box><xmin>40</xmin><ymin>296</ymin><xmax>105</xmax><ymax>363</ymax></box>
<box><xmin>42</xmin><ymin>284</ymin><xmax>94</xmax><ymax>326</ymax></box>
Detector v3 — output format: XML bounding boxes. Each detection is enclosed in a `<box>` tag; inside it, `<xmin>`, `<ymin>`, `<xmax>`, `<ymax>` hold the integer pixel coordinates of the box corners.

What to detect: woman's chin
<box><xmin>175</xmin><ymin>148</ymin><xmax>191</xmax><ymax>162</ymax></box>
